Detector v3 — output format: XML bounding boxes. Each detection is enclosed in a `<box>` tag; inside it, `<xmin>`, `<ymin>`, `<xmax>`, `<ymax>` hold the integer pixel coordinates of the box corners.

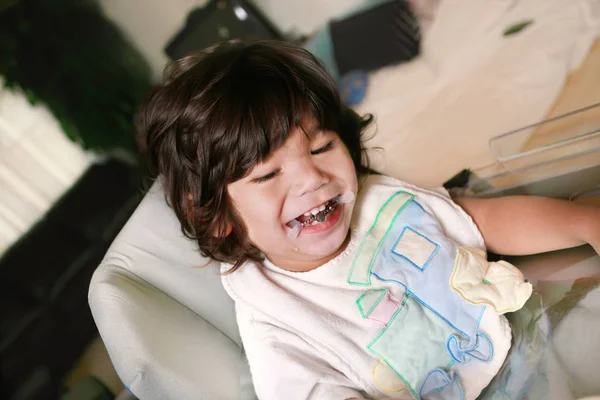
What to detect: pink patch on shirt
<box><xmin>368</xmin><ymin>292</ymin><xmax>402</xmax><ymax>325</ymax></box>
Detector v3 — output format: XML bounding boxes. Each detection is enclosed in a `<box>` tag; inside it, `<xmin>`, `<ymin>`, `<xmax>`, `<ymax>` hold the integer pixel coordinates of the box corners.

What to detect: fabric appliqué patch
<box><xmin>349</xmin><ymin>191</ymin><xmax>499</xmax><ymax>399</ymax></box>
<box><xmin>367</xmin><ymin>294</ymin><xmax>455</xmax><ymax>398</ymax></box>
<box><xmin>357</xmin><ymin>289</ymin><xmax>403</xmax><ymax>324</ymax></box>
<box><xmin>371</xmin><ymin>358</ymin><xmax>409</xmax><ymax>395</ymax></box>
<box><xmin>446</xmin><ymin>333</ymin><xmax>493</xmax><ymax>364</ymax></box>
<box><xmin>352</xmin><ymin>195</ymin><xmax>485</xmax><ymax>339</ymax></box>
<box><xmin>392</xmin><ymin>226</ymin><xmax>440</xmax><ymax>271</ymax></box>
<box><xmin>357</xmin><ymin>289</ymin><xmax>388</xmax><ymax>319</ymax></box>
<box><xmin>450</xmin><ymin>246</ymin><xmax>533</xmax><ymax>314</ymax></box>
<box><xmin>420</xmin><ymin>369</ymin><xmax>465</xmax><ymax>400</ymax></box>
<box><xmin>348</xmin><ymin>191</ymin><xmax>415</xmax><ymax>286</ymax></box>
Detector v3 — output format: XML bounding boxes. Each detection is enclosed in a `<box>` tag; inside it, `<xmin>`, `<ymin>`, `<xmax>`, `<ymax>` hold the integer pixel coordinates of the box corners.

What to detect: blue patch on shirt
<box><xmin>369</xmin><ymin>201</ymin><xmax>484</xmax><ymax>338</ymax></box>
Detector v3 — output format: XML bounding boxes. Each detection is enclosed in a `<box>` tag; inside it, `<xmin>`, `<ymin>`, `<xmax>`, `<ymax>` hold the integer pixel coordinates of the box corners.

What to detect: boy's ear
<box><xmin>214</xmin><ymin>223</ymin><xmax>232</xmax><ymax>238</ymax></box>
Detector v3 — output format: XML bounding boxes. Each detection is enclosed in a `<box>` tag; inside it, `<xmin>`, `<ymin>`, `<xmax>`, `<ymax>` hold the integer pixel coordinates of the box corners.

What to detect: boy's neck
<box><xmin>268</xmin><ymin>230</ymin><xmax>353</xmax><ymax>273</ymax></box>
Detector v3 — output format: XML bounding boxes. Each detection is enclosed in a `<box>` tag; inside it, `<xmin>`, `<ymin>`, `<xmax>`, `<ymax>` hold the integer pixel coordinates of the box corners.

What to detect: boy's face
<box><xmin>227</xmin><ymin>119</ymin><xmax>358</xmax><ymax>272</ymax></box>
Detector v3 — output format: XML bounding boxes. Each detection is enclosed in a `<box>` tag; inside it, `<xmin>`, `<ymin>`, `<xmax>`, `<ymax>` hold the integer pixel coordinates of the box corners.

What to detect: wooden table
<box><xmin>471</xmin><ymin>39</ymin><xmax>600</xmax><ymax>196</ymax></box>
<box><xmin>525</xmin><ymin>39</ymin><xmax>600</xmax><ymax>151</ymax></box>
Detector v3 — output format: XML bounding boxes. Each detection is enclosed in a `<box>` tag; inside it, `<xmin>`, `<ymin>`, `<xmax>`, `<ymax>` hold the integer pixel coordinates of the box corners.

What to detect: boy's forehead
<box><xmin>298</xmin><ymin>115</ymin><xmax>323</xmax><ymax>138</ymax></box>
<box><xmin>276</xmin><ymin>119</ymin><xmax>324</xmax><ymax>154</ymax></box>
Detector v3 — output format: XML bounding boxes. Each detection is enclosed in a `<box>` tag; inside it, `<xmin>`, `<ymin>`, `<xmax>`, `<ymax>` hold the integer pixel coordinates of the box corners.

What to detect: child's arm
<box><xmin>453</xmin><ymin>196</ymin><xmax>600</xmax><ymax>255</ymax></box>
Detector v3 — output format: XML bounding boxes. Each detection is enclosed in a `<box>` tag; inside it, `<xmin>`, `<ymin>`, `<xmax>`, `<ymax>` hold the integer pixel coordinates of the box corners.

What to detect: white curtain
<box><xmin>0</xmin><ymin>79</ymin><xmax>96</xmax><ymax>255</ymax></box>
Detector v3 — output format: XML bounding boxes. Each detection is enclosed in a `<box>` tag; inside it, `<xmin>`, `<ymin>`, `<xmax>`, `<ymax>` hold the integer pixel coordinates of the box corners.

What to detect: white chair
<box><xmin>89</xmin><ymin>179</ymin><xmax>600</xmax><ymax>399</ymax></box>
<box><xmin>88</xmin><ymin>181</ymin><xmax>256</xmax><ymax>400</ymax></box>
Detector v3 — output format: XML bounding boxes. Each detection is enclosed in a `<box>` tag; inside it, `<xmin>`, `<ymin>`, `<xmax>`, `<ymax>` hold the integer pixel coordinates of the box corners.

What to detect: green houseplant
<box><xmin>0</xmin><ymin>0</ymin><xmax>152</xmax><ymax>153</ymax></box>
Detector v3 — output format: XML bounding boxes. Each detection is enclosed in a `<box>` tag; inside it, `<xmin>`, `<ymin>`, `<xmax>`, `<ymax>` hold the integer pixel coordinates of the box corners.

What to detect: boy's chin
<box><xmin>297</xmin><ymin>227</ymin><xmax>350</xmax><ymax>259</ymax></box>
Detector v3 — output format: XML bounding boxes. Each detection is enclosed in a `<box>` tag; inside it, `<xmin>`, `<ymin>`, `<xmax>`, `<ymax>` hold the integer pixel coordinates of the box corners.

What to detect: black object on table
<box><xmin>165</xmin><ymin>0</ymin><xmax>283</xmax><ymax>60</ymax></box>
<box><xmin>329</xmin><ymin>0</ymin><xmax>421</xmax><ymax>76</ymax></box>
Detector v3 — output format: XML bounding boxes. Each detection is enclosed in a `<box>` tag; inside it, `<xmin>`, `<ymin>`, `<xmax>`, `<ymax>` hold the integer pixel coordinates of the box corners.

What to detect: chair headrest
<box><xmin>91</xmin><ymin>179</ymin><xmax>240</xmax><ymax>344</ymax></box>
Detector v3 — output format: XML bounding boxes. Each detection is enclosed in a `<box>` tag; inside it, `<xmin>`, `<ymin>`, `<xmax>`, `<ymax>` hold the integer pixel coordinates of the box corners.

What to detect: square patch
<box><xmin>392</xmin><ymin>227</ymin><xmax>439</xmax><ymax>271</ymax></box>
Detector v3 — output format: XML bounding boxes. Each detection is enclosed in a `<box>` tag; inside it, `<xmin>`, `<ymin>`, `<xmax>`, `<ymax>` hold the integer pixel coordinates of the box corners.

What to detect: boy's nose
<box><xmin>293</xmin><ymin>160</ymin><xmax>329</xmax><ymax>197</ymax></box>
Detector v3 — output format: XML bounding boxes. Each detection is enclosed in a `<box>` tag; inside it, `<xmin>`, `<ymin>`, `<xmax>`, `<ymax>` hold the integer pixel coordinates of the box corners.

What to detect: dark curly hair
<box><xmin>137</xmin><ymin>40</ymin><xmax>372</xmax><ymax>271</ymax></box>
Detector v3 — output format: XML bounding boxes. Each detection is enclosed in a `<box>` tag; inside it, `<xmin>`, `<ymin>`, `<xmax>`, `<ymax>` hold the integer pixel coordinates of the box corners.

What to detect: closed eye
<box><xmin>252</xmin><ymin>169</ymin><xmax>280</xmax><ymax>184</ymax></box>
<box><xmin>311</xmin><ymin>140</ymin><xmax>336</xmax><ymax>155</ymax></box>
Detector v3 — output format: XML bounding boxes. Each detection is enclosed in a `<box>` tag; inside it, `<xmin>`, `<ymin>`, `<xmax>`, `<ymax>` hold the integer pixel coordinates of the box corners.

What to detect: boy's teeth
<box><xmin>299</xmin><ymin>201</ymin><xmax>334</xmax><ymax>223</ymax></box>
<box><xmin>308</xmin><ymin>202</ymin><xmax>328</xmax><ymax>216</ymax></box>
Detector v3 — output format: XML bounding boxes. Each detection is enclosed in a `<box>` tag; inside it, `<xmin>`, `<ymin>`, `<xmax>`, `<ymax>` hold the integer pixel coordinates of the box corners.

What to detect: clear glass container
<box><xmin>468</xmin><ymin>102</ymin><xmax>600</xmax><ymax>198</ymax></box>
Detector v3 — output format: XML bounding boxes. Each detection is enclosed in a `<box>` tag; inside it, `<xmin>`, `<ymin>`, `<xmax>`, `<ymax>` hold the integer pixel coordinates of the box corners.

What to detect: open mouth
<box><xmin>286</xmin><ymin>191</ymin><xmax>355</xmax><ymax>240</ymax></box>
<box><xmin>289</xmin><ymin>198</ymin><xmax>338</xmax><ymax>227</ymax></box>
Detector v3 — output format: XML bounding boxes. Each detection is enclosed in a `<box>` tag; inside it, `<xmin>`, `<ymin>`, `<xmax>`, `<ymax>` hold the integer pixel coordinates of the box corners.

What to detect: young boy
<box><xmin>138</xmin><ymin>40</ymin><xmax>600</xmax><ymax>399</ymax></box>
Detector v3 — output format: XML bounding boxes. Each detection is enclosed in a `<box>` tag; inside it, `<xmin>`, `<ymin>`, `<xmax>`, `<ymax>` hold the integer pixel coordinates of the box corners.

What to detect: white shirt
<box><xmin>222</xmin><ymin>175</ymin><xmax>522</xmax><ymax>400</ymax></box>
